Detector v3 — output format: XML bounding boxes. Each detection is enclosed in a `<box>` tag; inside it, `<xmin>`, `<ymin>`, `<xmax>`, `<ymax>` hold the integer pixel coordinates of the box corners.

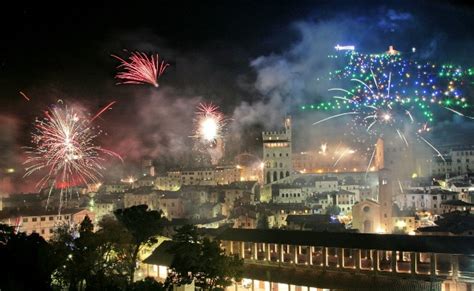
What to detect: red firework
<box><xmin>112</xmin><ymin>51</ymin><xmax>170</xmax><ymax>87</ymax></box>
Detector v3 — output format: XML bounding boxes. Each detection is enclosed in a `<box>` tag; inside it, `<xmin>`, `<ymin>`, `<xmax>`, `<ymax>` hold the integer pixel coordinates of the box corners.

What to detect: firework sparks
<box><xmin>24</xmin><ymin>103</ymin><xmax>121</xmax><ymax>208</ymax></box>
<box><xmin>319</xmin><ymin>143</ymin><xmax>327</xmax><ymax>155</ymax></box>
<box><xmin>194</xmin><ymin>103</ymin><xmax>225</xmax><ymax>142</ymax></box>
<box><xmin>112</xmin><ymin>51</ymin><xmax>169</xmax><ymax>87</ymax></box>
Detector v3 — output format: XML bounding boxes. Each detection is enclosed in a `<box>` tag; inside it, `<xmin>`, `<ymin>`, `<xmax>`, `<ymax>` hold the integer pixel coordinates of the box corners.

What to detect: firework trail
<box><xmin>418</xmin><ymin>135</ymin><xmax>446</xmax><ymax>162</ymax></box>
<box><xmin>365</xmin><ymin>146</ymin><xmax>376</xmax><ymax>178</ymax></box>
<box><xmin>313</xmin><ymin>112</ymin><xmax>358</xmax><ymax>125</ymax></box>
<box><xmin>24</xmin><ymin>103</ymin><xmax>121</xmax><ymax>209</ymax></box>
<box><xmin>90</xmin><ymin>101</ymin><xmax>117</xmax><ymax>122</ymax></box>
<box><xmin>19</xmin><ymin>91</ymin><xmax>30</xmax><ymax>101</ymax></box>
<box><xmin>443</xmin><ymin>106</ymin><xmax>474</xmax><ymax>120</ymax></box>
<box><xmin>333</xmin><ymin>149</ymin><xmax>355</xmax><ymax>168</ymax></box>
<box><xmin>112</xmin><ymin>51</ymin><xmax>170</xmax><ymax>87</ymax></box>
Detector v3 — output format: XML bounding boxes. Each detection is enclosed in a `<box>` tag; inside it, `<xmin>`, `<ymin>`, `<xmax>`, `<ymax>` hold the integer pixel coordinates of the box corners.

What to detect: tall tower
<box><xmin>378</xmin><ymin>168</ymin><xmax>393</xmax><ymax>233</ymax></box>
<box><xmin>374</xmin><ymin>136</ymin><xmax>415</xmax><ymax>180</ymax></box>
<box><xmin>262</xmin><ymin>116</ymin><xmax>293</xmax><ymax>184</ymax></box>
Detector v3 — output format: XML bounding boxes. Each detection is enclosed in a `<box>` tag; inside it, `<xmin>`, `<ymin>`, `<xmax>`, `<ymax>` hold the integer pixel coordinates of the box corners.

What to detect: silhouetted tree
<box><xmin>326</xmin><ymin>205</ymin><xmax>341</xmax><ymax>216</ymax></box>
<box><xmin>167</xmin><ymin>224</ymin><xmax>243</xmax><ymax>290</ymax></box>
<box><xmin>114</xmin><ymin>205</ymin><xmax>165</xmax><ymax>283</ymax></box>
<box><xmin>128</xmin><ymin>277</ymin><xmax>166</xmax><ymax>291</ymax></box>
<box><xmin>257</xmin><ymin>213</ymin><xmax>270</xmax><ymax>229</ymax></box>
<box><xmin>0</xmin><ymin>227</ymin><xmax>57</xmax><ymax>291</ymax></box>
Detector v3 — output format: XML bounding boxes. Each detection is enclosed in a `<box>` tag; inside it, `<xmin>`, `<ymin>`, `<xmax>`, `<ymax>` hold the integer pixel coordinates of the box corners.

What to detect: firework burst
<box><xmin>194</xmin><ymin>102</ymin><xmax>225</xmax><ymax>143</ymax></box>
<box><xmin>305</xmin><ymin>48</ymin><xmax>474</xmax><ymax>174</ymax></box>
<box><xmin>112</xmin><ymin>51</ymin><xmax>170</xmax><ymax>87</ymax></box>
<box><xmin>24</xmin><ymin>103</ymin><xmax>120</xmax><ymax>208</ymax></box>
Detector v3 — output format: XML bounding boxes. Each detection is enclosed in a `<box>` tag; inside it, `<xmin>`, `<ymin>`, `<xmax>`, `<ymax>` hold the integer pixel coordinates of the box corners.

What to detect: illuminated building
<box><xmin>262</xmin><ymin>116</ymin><xmax>292</xmax><ymax>184</ymax></box>
<box><xmin>0</xmin><ymin>208</ymin><xmax>95</xmax><ymax>241</ymax></box>
<box><xmin>352</xmin><ymin>199</ymin><xmax>381</xmax><ymax>233</ymax></box>
<box><xmin>155</xmin><ymin>176</ymin><xmax>181</xmax><ymax>191</ymax></box>
<box><xmin>166</xmin><ymin>165</ymin><xmax>240</xmax><ymax>186</ymax></box>
<box><xmin>430</xmin><ymin>145</ymin><xmax>474</xmax><ymax>177</ymax></box>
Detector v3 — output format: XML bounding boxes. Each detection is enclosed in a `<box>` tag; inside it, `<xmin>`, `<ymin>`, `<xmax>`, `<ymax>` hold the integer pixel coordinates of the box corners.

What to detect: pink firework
<box><xmin>112</xmin><ymin>51</ymin><xmax>170</xmax><ymax>87</ymax></box>
<box><xmin>24</xmin><ymin>104</ymin><xmax>121</xmax><ymax>190</ymax></box>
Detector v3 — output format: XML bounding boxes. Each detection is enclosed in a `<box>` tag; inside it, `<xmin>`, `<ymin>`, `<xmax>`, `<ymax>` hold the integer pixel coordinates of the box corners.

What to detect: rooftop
<box><xmin>217</xmin><ymin>228</ymin><xmax>474</xmax><ymax>254</ymax></box>
<box><xmin>0</xmin><ymin>207</ymin><xmax>88</xmax><ymax>219</ymax></box>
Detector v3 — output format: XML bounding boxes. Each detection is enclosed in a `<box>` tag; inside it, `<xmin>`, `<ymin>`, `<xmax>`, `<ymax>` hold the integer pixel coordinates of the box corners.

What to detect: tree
<box><xmin>166</xmin><ymin>225</ymin><xmax>202</xmax><ymax>286</ymax></box>
<box><xmin>167</xmin><ymin>224</ymin><xmax>243</xmax><ymax>290</ymax></box>
<box><xmin>51</xmin><ymin>216</ymin><xmax>131</xmax><ymax>291</ymax></box>
<box><xmin>256</xmin><ymin>213</ymin><xmax>270</xmax><ymax>229</ymax></box>
<box><xmin>0</xmin><ymin>223</ymin><xmax>14</xmax><ymax>245</ymax></box>
<box><xmin>128</xmin><ymin>277</ymin><xmax>166</xmax><ymax>291</ymax></box>
<box><xmin>326</xmin><ymin>205</ymin><xmax>341</xmax><ymax>216</ymax></box>
<box><xmin>196</xmin><ymin>238</ymin><xmax>243</xmax><ymax>290</ymax></box>
<box><xmin>0</xmin><ymin>229</ymin><xmax>58</xmax><ymax>291</ymax></box>
<box><xmin>114</xmin><ymin>205</ymin><xmax>165</xmax><ymax>283</ymax></box>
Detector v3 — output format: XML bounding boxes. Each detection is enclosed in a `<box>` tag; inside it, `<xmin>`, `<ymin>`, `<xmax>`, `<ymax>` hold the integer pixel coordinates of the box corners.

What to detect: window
<box><xmin>22</xmin><ymin>218</ymin><xmax>28</xmax><ymax>223</ymax></box>
<box><xmin>49</xmin><ymin>229</ymin><xmax>54</xmax><ymax>234</ymax></box>
<box><xmin>41</xmin><ymin>229</ymin><xmax>45</xmax><ymax>234</ymax></box>
<box><xmin>41</xmin><ymin>217</ymin><xmax>46</xmax><ymax>221</ymax></box>
<box><xmin>49</xmin><ymin>216</ymin><xmax>54</xmax><ymax>221</ymax></box>
<box><xmin>32</xmin><ymin>217</ymin><xmax>37</xmax><ymax>222</ymax></box>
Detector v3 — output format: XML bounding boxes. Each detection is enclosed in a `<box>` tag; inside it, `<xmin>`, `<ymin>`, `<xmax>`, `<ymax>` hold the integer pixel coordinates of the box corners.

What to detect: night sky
<box><xmin>1</xmin><ymin>1</ymin><xmax>474</xmax><ymax>191</ymax></box>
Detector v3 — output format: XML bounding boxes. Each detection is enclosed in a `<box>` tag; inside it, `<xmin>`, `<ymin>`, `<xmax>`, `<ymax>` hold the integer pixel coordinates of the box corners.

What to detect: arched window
<box><xmin>279</xmin><ymin>162</ymin><xmax>283</xmax><ymax>168</ymax></box>
<box><xmin>279</xmin><ymin>153</ymin><xmax>282</xmax><ymax>157</ymax></box>
<box><xmin>273</xmin><ymin>171</ymin><xmax>278</xmax><ymax>181</ymax></box>
<box><xmin>280</xmin><ymin>172</ymin><xmax>284</xmax><ymax>179</ymax></box>
<box><xmin>286</xmin><ymin>171</ymin><xmax>290</xmax><ymax>177</ymax></box>
<box><xmin>266</xmin><ymin>172</ymin><xmax>271</xmax><ymax>184</ymax></box>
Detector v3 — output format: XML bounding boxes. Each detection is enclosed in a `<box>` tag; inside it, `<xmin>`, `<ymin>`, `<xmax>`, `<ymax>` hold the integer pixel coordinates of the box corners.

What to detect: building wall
<box><xmin>156</xmin><ymin>197</ymin><xmax>185</xmax><ymax>219</ymax></box>
<box><xmin>431</xmin><ymin>147</ymin><xmax>474</xmax><ymax>177</ymax></box>
<box><xmin>352</xmin><ymin>200</ymin><xmax>381</xmax><ymax>233</ymax></box>
<box><xmin>92</xmin><ymin>202</ymin><xmax>115</xmax><ymax>224</ymax></box>
<box><xmin>124</xmin><ymin>193</ymin><xmax>155</xmax><ymax>209</ymax></box>
<box><xmin>155</xmin><ymin>176</ymin><xmax>181</xmax><ymax>191</ymax></box>
<box><xmin>273</xmin><ymin>188</ymin><xmax>305</xmax><ymax>203</ymax></box>
<box><xmin>1</xmin><ymin>209</ymin><xmax>95</xmax><ymax>241</ymax></box>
